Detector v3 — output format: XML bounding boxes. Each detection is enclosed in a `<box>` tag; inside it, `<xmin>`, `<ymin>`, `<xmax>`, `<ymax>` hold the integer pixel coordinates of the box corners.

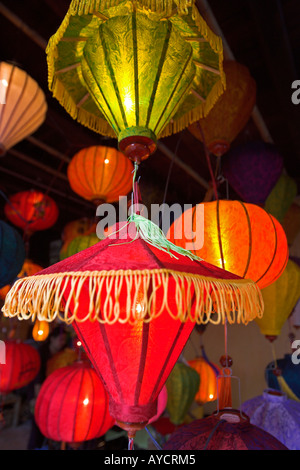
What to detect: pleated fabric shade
<box><xmin>67</xmin><ymin>146</ymin><xmax>133</xmax><ymax>203</ymax></box>
<box><xmin>188</xmin><ymin>60</ymin><xmax>256</xmax><ymax>157</ymax></box>
<box><xmin>0</xmin><ymin>61</ymin><xmax>47</xmax><ymax>155</ymax></box>
<box><xmin>0</xmin><ymin>341</ymin><xmax>40</xmax><ymax>394</ymax></box>
<box><xmin>167</xmin><ymin>200</ymin><xmax>289</xmax><ymax>289</ymax></box>
<box><xmin>255</xmin><ymin>259</ymin><xmax>300</xmax><ymax>340</ymax></box>
<box><xmin>35</xmin><ymin>361</ymin><xmax>115</xmax><ymax>444</ymax></box>
<box><xmin>46</xmin><ymin>0</ymin><xmax>225</xmax><ymax>161</ymax></box>
<box><xmin>3</xmin><ymin>218</ymin><xmax>263</xmax><ymax>436</ymax></box>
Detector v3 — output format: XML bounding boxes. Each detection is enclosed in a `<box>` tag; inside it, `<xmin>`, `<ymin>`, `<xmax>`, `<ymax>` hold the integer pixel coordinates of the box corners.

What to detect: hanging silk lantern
<box><xmin>0</xmin><ymin>341</ymin><xmax>40</xmax><ymax>394</ymax></box>
<box><xmin>167</xmin><ymin>200</ymin><xmax>288</xmax><ymax>289</ymax></box>
<box><xmin>35</xmin><ymin>361</ymin><xmax>115</xmax><ymax>444</ymax></box>
<box><xmin>67</xmin><ymin>146</ymin><xmax>133</xmax><ymax>204</ymax></box>
<box><xmin>163</xmin><ymin>410</ymin><xmax>288</xmax><ymax>450</ymax></box>
<box><xmin>61</xmin><ymin>218</ymin><xmax>96</xmax><ymax>243</ymax></box>
<box><xmin>3</xmin><ymin>215</ymin><xmax>263</xmax><ymax>438</ymax></box>
<box><xmin>255</xmin><ymin>259</ymin><xmax>300</xmax><ymax>341</ymax></box>
<box><xmin>242</xmin><ymin>390</ymin><xmax>300</xmax><ymax>450</ymax></box>
<box><xmin>59</xmin><ymin>234</ymin><xmax>100</xmax><ymax>260</ymax></box>
<box><xmin>4</xmin><ymin>189</ymin><xmax>59</xmax><ymax>236</ymax></box>
<box><xmin>0</xmin><ymin>61</ymin><xmax>47</xmax><ymax>156</ymax></box>
<box><xmin>222</xmin><ymin>141</ymin><xmax>284</xmax><ymax>205</ymax></box>
<box><xmin>32</xmin><ymin>320</ymin><xmax>50</xmax><ymax>342</ymax></box>
<box><xmin>46</xmin><ymin>347</ymin><xmax>79</xmax><ymax>377</ymax></box>
<box><xmin>282</xmin><ymin>203</ymin><xmax>300</xmax><ymax>246</ymax></box>
<box><xmin>188</xmin><ymin>60</ymin><xmax>256</xmax><ymax>157</ymax></box>
<box><xmin>264</xmin><ymin>173</ymin><xmax>297</xmax><ymax>223</ymax></box>
<box><xmin>188</xmin><ymin>354</ymin><xmax>220</xmax><ymax>405</ymax></box>
<box><xmin>46</xmin><ymin>0</ymin><xmax>225</xmax><ymax>162</ymax></box>
<box><xmin>0</xmin><ymin>220</ymin><xmax>25</xmax><ymax>289</ymax></box>
<box><xmin>266</xmin><ymin>354</ymin><xmax>300</xmax><ymax>401</ymax></box>
<box><xmin>166</xmin><ymin>362</ymin><xmax>200</xmax><ymax>425</ymax></box>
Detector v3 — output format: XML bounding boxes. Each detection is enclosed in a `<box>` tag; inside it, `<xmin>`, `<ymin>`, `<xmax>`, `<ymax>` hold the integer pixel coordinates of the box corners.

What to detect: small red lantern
<box><xmin>0</xmin><ymin>341</ymin><xmax>40</xmax><ymax>394</ymax></box>
<box><xmin>4</xmin><ymin>189</ymin><xmax>59</xmax><ymax>235</ymax></box>
<box><xmin>34</xmin><ymin>361</ymin><xmax>115</xmax><ymax>444</ymax></box>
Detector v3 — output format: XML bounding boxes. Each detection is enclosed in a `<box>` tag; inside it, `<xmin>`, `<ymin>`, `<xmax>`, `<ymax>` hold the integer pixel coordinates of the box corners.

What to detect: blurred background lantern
<box><xmin>46</xmin><ymin>347</ymin><xmax>79</xmax><ymax>377</ymax></box>
<box><xmin>264</xmin><ymin>173</ymin><xmax>298</xmax><ymax>223</ymax></box>
<box><xmin>67</xmin><ymin>146</ymin><xmax>133</xmax><ymax>204</ymax></box>
<box><xmin>59</xmin><ymin>233</ymin><xmax>100</xmax><ymax>261</ymax></box>
<box><xmin>0</xmin><ymin>61</ymin><xmax>47</xmax><ymax>156</ymax></box>
<box><xmin>222</xmin><ymin>141</ymin><xmax>284</xmax><ymax>205</ymax></box>
<box><xmin>254</xmin><ymin>259</ymin><xmax>300</xmax><ymax>341</ymax></box>
<box><xmin>266</xmin><ymin>354</ymin><xmax>300</xmax><ymax>401</ymax></box>
<box><xmin>147</xmin><ymin>386</ymin><xmax>168</xmax><ymax>426</ymax></box>
<box><xmin>0</xmin><ymin>220</ymin><xmax>25</xmax><ymax>289</ymax></box>
<box><xmin>242</xmin><ymin>389</ymin><xmax>300</xmax><ymax>450</ymax></box>
<box><xmin>4</xmin><ymin>189</ymin><xmax>59</xmax><ymax>237</ymax></box>
<box><xmin>32</xmin><ymin>320</ymin><xmax>50</xmax><ymax>342</ymax></box>
<box><xmin>163</xmin><ymin>410</ymin><xmax>288</xmax><ymax>450</ymax></box>
<box><xmin>166</xmin><ymin>362</ymin><xmax>200</xmax><ymax>425</ymax></box>
<box><xmin>0</xmin><ymin>341</ymin><xmax>40</xmax><ymax>394</ymax></box>
<box><xmin>188</xmin><ymin>351</ymin><xmax>220</xmax><ymax>405</ymax></box>
<box><xmin>167</xmin><ymin>200</ymin><xmax>288</xmax><ymax>289</ymax></box>
<box><xmin>46</xmin><ymin>0</ymin><xmax>225</xmax><ymax>162</ymax></box>
<box><xmin>61</xmin><ymin>218</ymin><xmax>96</xmax><ymax>244</ymax></box>
<box><xmin>0</xmin><ymin>258</ymin><xmax>42</xmax><ymax>300</ymax></box>
<box><xmin>188</xmin><ymin>60</ymin><xmax>256</xmax><ymax>157</ymax></box>
<box><xmin>281</xmin><ymin>203</ymin><xmax>300</xmax><ymax>246</ymax></box>
<box><xmin>34</xmin><ymin>361</ymin><xmax>115</xmax><ymax>446</ymax></box>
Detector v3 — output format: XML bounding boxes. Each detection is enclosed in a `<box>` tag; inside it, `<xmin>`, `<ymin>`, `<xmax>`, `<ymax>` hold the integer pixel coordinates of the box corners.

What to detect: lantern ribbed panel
<box><xmin>62</xmin><ymin>218</ymin><xmax>96</xmax><ymax>243</ymax></box>
<box><xmin>0</xmin><ymin>62</ymin><xmax>47</xmax><ymax>155</ymax></box>
<box><xmin>4</xmin><ymin>190</ymin><xmax>59</xmax><ymax>233</ymax></box>
<box><xmin>166</xmin><ymin>362</ymin><xmax>200</xmax><ymax>425</ymax></box>
<box><xmin>255</xmin><ymin>259</ymin><xmax>300</xmax><ymax>337</ymax></box>
<box><xmin>188</xmin><ymin>357</ymin><xmax>220</xmax><ymax>404</ymax></box>
<box><xmin>163</xmin><ymin>413</ymin><xmax>288</xmax><ymax>450</ymax></box>
<box><xmin>0</xmin><ymin>221</ymin><xmax>25</xmax><ymax>288</ymax></box>
<box><xmin>0</xmin><ymin>341</ymin><xmax>40</xmax><ymax>393</ymax></box>
<box><xmin>188</xmin><ymin>60</ymin><xmax>256</xmax><ymax>157</ymax></box>
<box><xmin>34</xmin><ymin>362</ymin><xmax>114</xmax><ymax>443</ymax></box>
<box><xmin>67</xmin><ymin>146</ymin><xmax>133</xmax><ymax>203</ymax></box>
<box><xmin>167</xmin><ymin>200</ymin><xmax>289</xmax><ymax>289</ymax></box>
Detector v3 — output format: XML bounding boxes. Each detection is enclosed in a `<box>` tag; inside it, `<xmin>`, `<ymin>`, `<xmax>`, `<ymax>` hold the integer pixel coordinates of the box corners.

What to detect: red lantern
<box><xmin>3</xmin><ymin>219</ymin><xmax>263</xmax><ymax>438</ymax></box>
<box><xmin>167</xmin><ymin>200</ymin><xmax>288</xmax><ymax>289</ymax></box>
<box><xmin>4</xmin><ymin>189</ymin><xmax>59</xmax><ymax>235</ymax></box>
<box><xmin>34</xmin><ymin>361</ymin><xmax>114</xmax><ymax>444</ymax></box>
<box><xmin>0</xmin><ymin>341</ymin><xmax>40</xmax><ymax>394</ymax></box>
<box><xmin>163</xmin><ymin>410</ymin><xmax>288</xmax><ymax>450</ymax></box>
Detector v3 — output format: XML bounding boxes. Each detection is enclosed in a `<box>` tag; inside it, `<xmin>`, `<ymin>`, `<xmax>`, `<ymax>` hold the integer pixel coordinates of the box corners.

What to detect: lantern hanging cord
<box><xmin>128</xmin><ymin>437</ymin><xmax>134</xmax><ymax>450</ymax></box>
<box><xmin>196</xmin><ymin>122</ymin><xmax>218</xmax><ymax>201</ymax></box>
<box><xmin>145</xmin><ymin>426</ymin><xmax>162</xmax><ymax>450</ymax></box>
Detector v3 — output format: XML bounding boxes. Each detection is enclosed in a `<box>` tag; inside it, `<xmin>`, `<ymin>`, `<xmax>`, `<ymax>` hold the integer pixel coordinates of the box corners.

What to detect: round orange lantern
<box><xmin>188</xmin><ymin>354</ymin><xmax>220</xmax><ymax>405</ymax></box>
<box><xmin>4</xmin><ymin>189</ymin><xmax>59</xmax><ymax>235</ymax></box>
<box><xmin>32</xmin><ymin>320</ymin><xmax>50</xmax><ymax>342</ymax></box>
<box><xmin>61</xmin><ymin>218</ymin><xmax>96</xmax><ymax>243</ymax></box>
<box><xmin>188</xmin><ymin>60</ymin><xmax>256</xmax><ymax>157</ymax></box>
<box><xmin>167</xmin><ymin>200</ymin><xmax>288</xmax><ymax>289</ymax></box>
<box><xmin>67</xmin><ymin>146</ymin><xmax>134</xmax><ymax>204</ymax></box>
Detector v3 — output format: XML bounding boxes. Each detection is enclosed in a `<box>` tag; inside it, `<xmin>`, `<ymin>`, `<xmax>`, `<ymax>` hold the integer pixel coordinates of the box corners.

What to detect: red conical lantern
<box><xmin>4</xmin><ymin>189</ymin><xmax>59</xmax><ymax>236</ymax></box>
<box><xmin>34</xmin><ymin>361</ymin><xmax>114</xmax><ymax>444</ymax></box>
<box><xmin>3</xmin><ymin>218</ymin><xmax>263</xmax><ymax>438</ymax></box>
<box><xmin>0</xmin><ymin>341</ymin><xmax>40</xmax><ymax>394</ymax></box>
<box><xmin>167</xmin><ymin>200</ymin><xmax>288</xmax><ymax>289</ymax></box>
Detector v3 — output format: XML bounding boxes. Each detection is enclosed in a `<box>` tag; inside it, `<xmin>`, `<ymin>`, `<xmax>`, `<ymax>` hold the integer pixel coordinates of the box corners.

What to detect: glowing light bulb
<box><xmin>83</xmin><ymin>398</ymin><xmax>89</xmax><ymax>406</ymax></box>
<box><xmin>1</xmin><ymin>79</ymin><xmax>8</xmax><ymax>87</ymax></box>
<box><xmin>77</xmin><ymin>340</ymin><xmax>82</xmax><ymax>347</ymax></box>
<box><xmin>104</xmin><ymin>158</ymin><xmax>109</xmax><ymax>164</ymax></box>
<box><xmin>136</xmin><ymin>303</ymin><xmax>143</xmax><ymax>314</ymax></box>
<box><xmin>209</xmin><ymin>394</ymin><xmax>214</xmax><ymax>399</ymax></box>
<box><xmin>38</xmin><ymin>330</ymin><xmax>43</xmax><ymax>336</ymax></box>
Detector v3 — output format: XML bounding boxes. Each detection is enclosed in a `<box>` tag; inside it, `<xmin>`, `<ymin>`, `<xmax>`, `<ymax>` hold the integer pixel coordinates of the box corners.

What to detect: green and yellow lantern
<box><xmin>46</xmin><ymin>0</ymin><xmax>225</xmax><ymax>162</ymax></box>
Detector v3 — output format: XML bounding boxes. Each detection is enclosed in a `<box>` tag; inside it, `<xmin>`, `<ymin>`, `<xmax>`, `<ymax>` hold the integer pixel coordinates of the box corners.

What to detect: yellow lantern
<box><xmin>255</xmin><ymin>259</ymin><xmax>300</xmax><ymax>341</ymax></box>
<box><xmin>0</xmin><ymin>62</ymin><xmax>47</xmax><ymax>155</ymax></box>
<box><xmin>46</xmin><ymin>0</ymin><xmax>225</xmax><ymax>162</ymax></box>
<box><xmin>32</xmin><ymin>320</ymin><xmax>50</xmax><ymax>342</ymax></box>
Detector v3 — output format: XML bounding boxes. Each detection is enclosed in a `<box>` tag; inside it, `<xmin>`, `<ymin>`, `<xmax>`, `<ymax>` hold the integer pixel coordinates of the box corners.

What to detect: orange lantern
<box><xmin>32</xmin><ymin>320</ymin><xmax>50</xmax><ymax>342</ymax></box>
<box><xmin>188</xmin><ymin>60</ymin><xmax>256</xmax><ymax>157</ymax></box>
<box><xmin>4</xmin><ymin>189</ymin><xmax>59</xmax><ymax>235</ymax></box>
<box><xmin>61</xmin><ymin>218</ymin><xmax>96</xmax><ymax>243</ymax></box>
<box><xmin>188</xmin><ymin>355</ymin><xmax>220</xmax><ymax>405</ymax></box>
<box><xmin>67</xmin><ymin>146</ymin><xmax>133</xmax><ymax>204</ymax></box>
<box><xmin>167</xmin><ymin>200</ymin><xmax>288</xmax><ymax>290</ymax></box>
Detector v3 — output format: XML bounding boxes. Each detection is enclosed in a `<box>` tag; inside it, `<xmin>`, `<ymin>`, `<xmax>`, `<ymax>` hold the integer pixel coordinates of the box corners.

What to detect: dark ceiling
<box><xmin>0</xmin><ymin>0</ymin><xmax>299</xmax><ymax>267</ymax></box>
